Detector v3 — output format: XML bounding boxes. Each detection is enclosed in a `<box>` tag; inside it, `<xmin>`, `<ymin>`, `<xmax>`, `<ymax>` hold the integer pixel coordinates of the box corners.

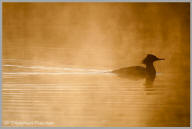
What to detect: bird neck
<box><xmin>146</xmin><ymin>62</ymin><xmax>156</xmax><ymax>73</ymax></box>
<box><xmin>145</xmin><ymin>62</ymin><xmax>156</xmax><ymax>84</ymax></box>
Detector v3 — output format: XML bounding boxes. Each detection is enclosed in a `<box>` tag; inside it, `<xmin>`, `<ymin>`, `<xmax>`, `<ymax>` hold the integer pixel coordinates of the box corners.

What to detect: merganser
<box><xmin>112</xmin><ymin>54</ymin><xmax>164</xmax><ymax>85</ymax></box>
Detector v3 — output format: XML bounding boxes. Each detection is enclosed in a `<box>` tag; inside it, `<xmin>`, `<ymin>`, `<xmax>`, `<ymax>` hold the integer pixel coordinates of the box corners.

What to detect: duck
<box><xmin>112</xmin><ymin>54</ymin><xmax>164</xmax><ymax>85</ymax></box>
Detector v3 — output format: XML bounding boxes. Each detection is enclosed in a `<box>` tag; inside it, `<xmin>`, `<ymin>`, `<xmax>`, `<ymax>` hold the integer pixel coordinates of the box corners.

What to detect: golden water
<box><xmin>2</xmin><ymin>60</ymin><xmax>190</xmax><ymax>127</ymax></box>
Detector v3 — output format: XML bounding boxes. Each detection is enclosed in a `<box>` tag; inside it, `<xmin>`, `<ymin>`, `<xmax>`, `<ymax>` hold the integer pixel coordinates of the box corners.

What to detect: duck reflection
<box><xmin>112</xmin><ymin>54</ymin><xmax>164</xmax><ymax>85</ymax></box>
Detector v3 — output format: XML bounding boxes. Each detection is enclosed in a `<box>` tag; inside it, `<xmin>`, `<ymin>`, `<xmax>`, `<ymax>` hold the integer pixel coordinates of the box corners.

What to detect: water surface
<box><xmin>2</xmin><ymin>59</ymin><xmax>190</xmax><ymax>127</ymax></box>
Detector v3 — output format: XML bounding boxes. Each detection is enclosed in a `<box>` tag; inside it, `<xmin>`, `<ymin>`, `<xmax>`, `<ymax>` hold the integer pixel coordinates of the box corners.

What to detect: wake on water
<box><xmin>3</xmin><ymin>64</ymin><xmax>114</xmax><ymax>75</ymax></box>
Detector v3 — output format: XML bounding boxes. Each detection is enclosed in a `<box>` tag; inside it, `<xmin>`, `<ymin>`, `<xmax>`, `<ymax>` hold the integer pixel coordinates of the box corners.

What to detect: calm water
<box><xmin>2</xmin><ymin>59</ymin><xmax>190</xmax><ymax>127</ymax></box>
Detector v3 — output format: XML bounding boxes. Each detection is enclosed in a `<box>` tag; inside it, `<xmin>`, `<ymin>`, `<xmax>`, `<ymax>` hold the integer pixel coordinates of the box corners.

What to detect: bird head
<box><xmin>142</xmin><ymin>54</ymin><xmax>164</xmax><ymax>64</ymax></box>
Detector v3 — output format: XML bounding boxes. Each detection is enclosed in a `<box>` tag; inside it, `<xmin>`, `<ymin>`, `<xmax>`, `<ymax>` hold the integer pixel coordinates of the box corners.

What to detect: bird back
<box><xmin>112</xmin><ymin>66</ymin><xmax>146</xmax><ymax>80</ymax></box>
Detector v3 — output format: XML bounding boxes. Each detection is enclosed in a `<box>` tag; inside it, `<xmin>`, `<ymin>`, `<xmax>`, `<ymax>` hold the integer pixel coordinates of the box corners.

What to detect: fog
<box><xmin>3</xmin><ymin>3</ymin><xmax>190</xmax><ymax>73</ymax></box>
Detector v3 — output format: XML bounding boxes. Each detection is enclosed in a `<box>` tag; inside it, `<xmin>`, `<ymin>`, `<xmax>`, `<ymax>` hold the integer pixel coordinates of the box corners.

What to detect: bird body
<box><xmin>112</xmin><ymin>54</ymin><xmax>164</xmax><ymax>85</ymax></box>
<box><xmin>112</xmin><ymin>66</ymin><xmax>146</xmax><ymax>80</ymax></box>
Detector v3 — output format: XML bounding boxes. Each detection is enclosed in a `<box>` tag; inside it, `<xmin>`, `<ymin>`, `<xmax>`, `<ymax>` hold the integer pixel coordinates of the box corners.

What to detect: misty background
<box><xmin>3</xmin><ymin>3</ymin><xmax>189</xmax><ymax>74</ymax></box>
